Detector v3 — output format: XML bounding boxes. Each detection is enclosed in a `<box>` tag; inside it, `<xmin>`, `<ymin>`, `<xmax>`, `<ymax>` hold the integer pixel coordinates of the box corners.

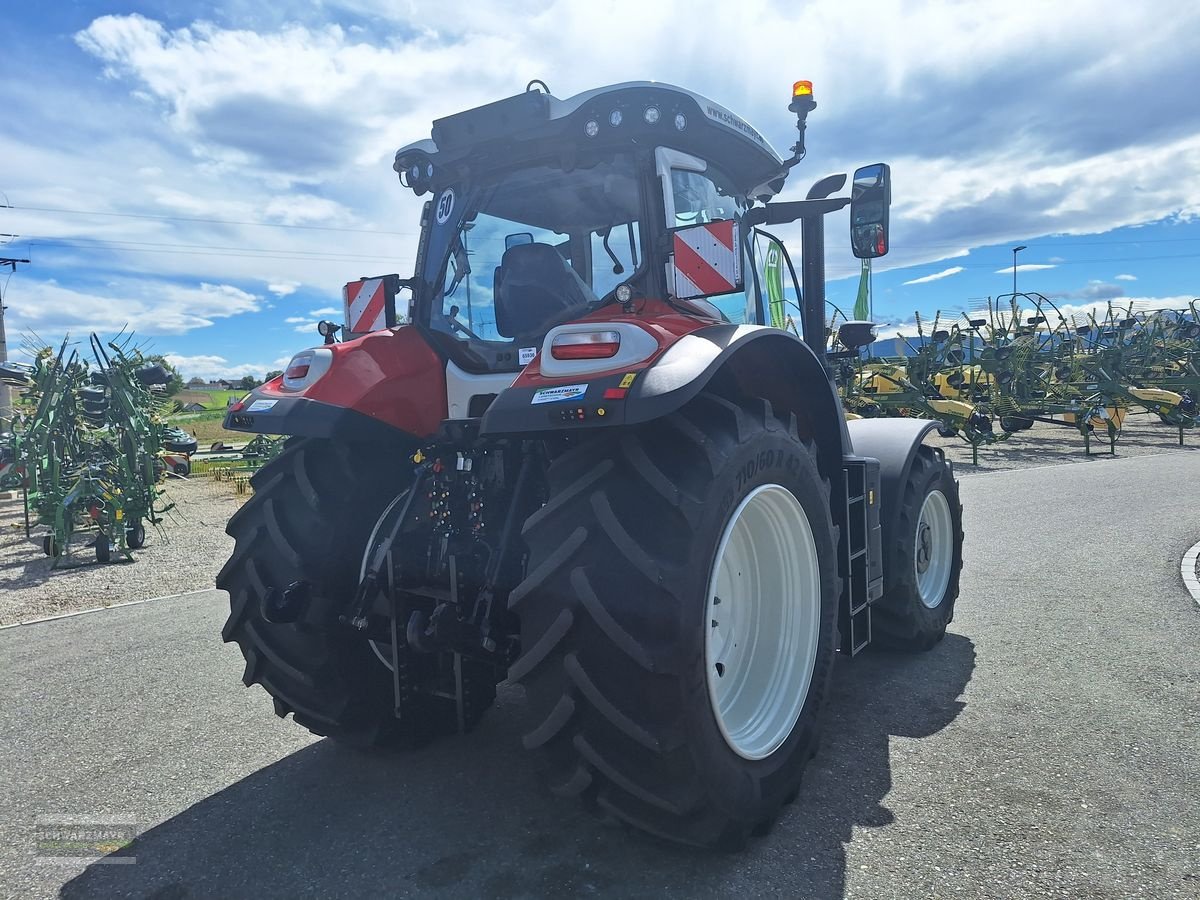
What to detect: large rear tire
<box><xmin>509</xmin><ymin>393</ymin><xmax>840</xmax><ymax>849</ymax></box>
<box><xmin>217</xmin><ymin>437</ymin><xmax>494</xmax><ymax>748</ymax></box>
<box><xmin>871</xmin><ymin>446</ymin><xmax>963</xmax><ymax>651</ymax></box>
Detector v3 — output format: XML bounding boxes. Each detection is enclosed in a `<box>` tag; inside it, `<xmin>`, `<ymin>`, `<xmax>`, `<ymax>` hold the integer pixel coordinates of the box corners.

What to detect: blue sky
<box><xmin>2</xmin><ymin>1</ymin><xmax>1198</xmax><ymax>378</ymax></box>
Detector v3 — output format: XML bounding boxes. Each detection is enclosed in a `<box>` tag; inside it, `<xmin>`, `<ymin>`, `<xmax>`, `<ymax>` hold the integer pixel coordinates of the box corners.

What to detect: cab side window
<box><xmin>669</xmin><ymin>170</ymin><xmax>740</xmax><ymax>228</ymax></box>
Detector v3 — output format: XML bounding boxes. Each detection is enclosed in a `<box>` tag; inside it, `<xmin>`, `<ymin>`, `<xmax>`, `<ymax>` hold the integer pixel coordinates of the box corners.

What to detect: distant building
<box><xmin>181</xmin><ymin>402</ymin><xmax>207</xmax><ymax>412</ymax></box>
<box><xmin>186</xmin><ymin>377</ymin><xmax>207</xmax><ymax>388</ymax></box>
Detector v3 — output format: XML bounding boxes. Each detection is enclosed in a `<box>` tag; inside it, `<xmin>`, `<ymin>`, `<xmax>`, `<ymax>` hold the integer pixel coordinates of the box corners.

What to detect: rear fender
<box><xmin>627</xmin><ymin>325</ymin><xmax>850</xmax><ymax>484</ymax></box>
<box><xmin>223</xmin><ymin>327</ymin><xmax>446</xmax><ymax>443</ymax></box>
<box><xmin>482</xmin><ymin>323</ymin><xmax>849</xmax><ymax>485</ymax></box>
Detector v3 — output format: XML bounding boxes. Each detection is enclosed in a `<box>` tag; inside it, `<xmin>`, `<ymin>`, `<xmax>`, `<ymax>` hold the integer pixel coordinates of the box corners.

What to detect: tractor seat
<box><xmin>493</xmin><ymin>242</ymin><xmax>592</xmax><ymax>340</ymax></box>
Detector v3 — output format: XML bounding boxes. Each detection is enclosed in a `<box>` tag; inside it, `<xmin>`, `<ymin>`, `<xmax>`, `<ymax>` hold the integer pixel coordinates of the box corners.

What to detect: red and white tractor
<box><xmin>217</xmin><ymin>80</ymin><xmax>963</xmax><ymax>848</ymax></box>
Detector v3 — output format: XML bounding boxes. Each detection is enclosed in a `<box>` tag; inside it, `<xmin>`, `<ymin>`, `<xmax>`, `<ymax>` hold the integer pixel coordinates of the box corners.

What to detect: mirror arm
<box><xmin>743</xmin><ymin>197</ymin><xmax>849</xmax><ymax>228</ymax></box>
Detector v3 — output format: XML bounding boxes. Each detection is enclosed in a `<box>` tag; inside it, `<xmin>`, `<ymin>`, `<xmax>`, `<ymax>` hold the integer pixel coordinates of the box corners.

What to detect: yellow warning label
<box><xmin>619</xmin><ymin>373</ymin><xmax>637</xmax><ymax>389</ymax></box>
<box><xmin>115</xmin><ymin>509</ymin><xmax>124</xmax><ymax>521</ymax></box>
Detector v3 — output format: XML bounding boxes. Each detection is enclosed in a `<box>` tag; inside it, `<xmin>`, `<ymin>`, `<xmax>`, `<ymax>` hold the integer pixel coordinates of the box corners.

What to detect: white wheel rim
<box><xmin>705</xmin><ymin>484</ymin><xmax>821</xmax><ymax>761</ymax></box>
<box><xmin>915</xmin><ymin>489</ymin><xmax>953</xmax><ymax>609</ymax></box>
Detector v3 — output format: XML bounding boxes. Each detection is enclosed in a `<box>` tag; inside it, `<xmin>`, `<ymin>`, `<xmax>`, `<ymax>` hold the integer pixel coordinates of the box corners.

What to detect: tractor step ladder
<box><xmin>840</xmin><ymin>456</ymin><xmax>883</xmax><ymax>655</ymax></box>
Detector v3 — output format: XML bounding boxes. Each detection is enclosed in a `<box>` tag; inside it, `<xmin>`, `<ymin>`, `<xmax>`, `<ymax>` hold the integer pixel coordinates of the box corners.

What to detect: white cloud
<box><xmin>283</xmin><ymin>316</ymin><xmax>309</xmax><ymax>323</ymax></box>
<box><xmin>3</xmin><ymin>279</ymin><xmax>260</xmax><ymax>337</ymax></box>
<box><xmin>1042</xmin><ymin>295</ymin><xmax>1195</xmax><ymax>328</ymax></box>
<box><xmin>872</xmin><ymin>322</ymin><xmax>916</xmax><ymax>341</ymax></box>
<box><xmin>308</xmin><ymin>306</ymin><xmax>341</xmax><ymax>316</ymax></box>
<box><xmin>1115</xmin><ymin>273</ymin><xmax>1137</xmax><ymax>281</ymax></box>
<box><xmin>165</xmin><ymin>352</ymin><xmax>293</xmax><ymax>380</ymax></box>
<box><xmin>268</xmin><ymin>280</ymin><xmax>300</xmax><ymax>296</ymax></box>
<box><xmin>992</xmin><ymin>263</ymin><xmax>1058</xmax><ymax>274</ymax></box>
<box><xmin>903</xmin><ymin>266</ymin><xmax>964</xmax><ymax>285</ymax></box>
<box><xmin>0</xmin><ymin>1</ymin><xmax>1191</xmax><ymax>329</ymax></box>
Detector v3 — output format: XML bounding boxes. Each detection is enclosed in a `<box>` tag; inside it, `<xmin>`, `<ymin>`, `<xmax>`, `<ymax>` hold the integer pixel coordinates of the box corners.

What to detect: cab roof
<box><xmin>395</xmin><ymin>81</ymin><xmax>790</xmax><ymax>199</ymax></box>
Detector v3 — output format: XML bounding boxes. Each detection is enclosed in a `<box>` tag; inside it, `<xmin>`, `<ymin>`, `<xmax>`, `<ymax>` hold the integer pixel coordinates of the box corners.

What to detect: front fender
<box><xmin>224</xmin><ymin>326</ymin><xmax>447</xmax><ymax>441</ymax></box>
<box><xmin>846</xmin><ymin>417</ymin><xmax>940</xmax><ymax>551</ymax></box>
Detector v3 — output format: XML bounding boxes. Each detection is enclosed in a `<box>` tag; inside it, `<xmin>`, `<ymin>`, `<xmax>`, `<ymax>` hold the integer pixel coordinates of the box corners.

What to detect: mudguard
<box><xmin>628</xmin><ymin>324</ymin><xmax>850</xmax><ymax>482</ymax></box>
<box><xmin>224</xmin><ymin>327</ymin><xmax>447</xmax><ymax>442</ymax></box>
<box><xmin>846</xmin><ymin>417</ymin><xmax>940</xmax><ymax>552</ymax></box>
<box><xmin>481</xmin><ymin>323</ymin><xmax>849</xmax><ymax>483</ymax></box>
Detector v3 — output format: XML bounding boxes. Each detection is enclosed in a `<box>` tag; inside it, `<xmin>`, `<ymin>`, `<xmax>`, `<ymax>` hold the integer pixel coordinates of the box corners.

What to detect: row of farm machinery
<box><xmin>832</xmin><ymin>293</ymin><xmax>1199</xmax><ymax>463</ymax></box>
<box><xmin>0</xmin><ymin>333</ymin><xmax>181</xmax><ymax>565</ymax></box>
<box><xmin>0</xmin><ymin>334</ymin><xmax>288</xmax><ymax>566</ymax></box>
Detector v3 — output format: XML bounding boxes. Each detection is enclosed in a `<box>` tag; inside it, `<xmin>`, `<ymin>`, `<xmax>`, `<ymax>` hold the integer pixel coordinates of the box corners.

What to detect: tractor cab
<box><xmin>393</xmin><ymin>81</ymin><xmax>795</xmax><ymax>376</ymax></box>
<box><xmin>229</xmin><ymin>80</ymin><xmax>891</xmax><ymax>441</ymax></box>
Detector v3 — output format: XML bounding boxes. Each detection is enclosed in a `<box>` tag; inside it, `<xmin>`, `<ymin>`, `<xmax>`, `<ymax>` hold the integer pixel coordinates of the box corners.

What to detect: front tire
<box><xmin>510</xmin><ymin>393</ymin><xmax>840</xmax><ymax>848</ymax></box>
<box><xmin>871</xmin><ymin>446</ymin><xmax>963</xmax><ymax>651</ymax></box>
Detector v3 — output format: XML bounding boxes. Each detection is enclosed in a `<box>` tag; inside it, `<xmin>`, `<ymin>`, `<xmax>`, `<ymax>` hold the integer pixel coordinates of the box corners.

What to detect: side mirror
<box><xmin>505</xmin><ymin>232</ymin><xmax>534</xmax><ymax>250</ymax></box>
<box><xmin>850</xmin><ymin>163</ymin><xmax>891</xmax><ymax>259</ymax></box>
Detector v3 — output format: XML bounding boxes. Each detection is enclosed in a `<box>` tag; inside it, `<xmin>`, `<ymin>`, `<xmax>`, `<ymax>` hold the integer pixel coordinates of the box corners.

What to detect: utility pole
<box><xmin>0</xmin><ymin>245</ymin><xmax>30</xmax><ymax>431</ymax></box>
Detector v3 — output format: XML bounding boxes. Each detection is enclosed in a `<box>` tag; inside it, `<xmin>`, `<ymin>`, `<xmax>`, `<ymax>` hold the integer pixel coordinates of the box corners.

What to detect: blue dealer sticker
<box><xmin>247</xmin><ymin>399</ymin><xmax>278</xmax><ymax>412</ymax></box>
<box><xmin>531</xmin><ymin>384</ymin><xmax>588</xmax><ymax>405</ymax></box>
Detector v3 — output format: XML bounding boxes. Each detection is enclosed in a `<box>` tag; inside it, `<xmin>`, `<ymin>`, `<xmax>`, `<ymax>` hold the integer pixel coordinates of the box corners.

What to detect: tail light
<box><xmin>550</xmin><ymin>330</ymin><xmax>621</xmax><ymax>360</ymax></box>
<box><xmin>281</xmin><ymin>348</ymin><xmax>334</xmax><ymax>392</ymax></box>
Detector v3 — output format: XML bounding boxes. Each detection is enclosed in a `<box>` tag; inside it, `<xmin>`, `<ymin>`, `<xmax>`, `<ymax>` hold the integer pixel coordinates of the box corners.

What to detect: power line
<box><xmin>882</xmin><ymin>235</ymin><xmax>1200</xmax><ymax>251</ymax></box>
<box><xmin>862</xmin><ymin>252</ymin><xmax>1200</xmax><ymax>278</ymax></box>
<box><xmin>8</xmin><ymin>203</ymin><xmax>1199</xmax><ymax>250</ymax></box>
<box><xmin>4</xmin><ymin>204</ymin><xmax>418</xmax><ymax>236</ymax></box>
<box><xmin>24</xmin><ymin>237</ymin><xmax>405</xmax><ymax>265</ymax></box>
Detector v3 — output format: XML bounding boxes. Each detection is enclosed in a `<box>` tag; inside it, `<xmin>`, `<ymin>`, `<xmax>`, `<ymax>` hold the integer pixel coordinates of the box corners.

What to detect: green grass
<box><xmin>174</xmin><ymin>389</ymin><xmax>244</xmax><ymax>409</ymax></box>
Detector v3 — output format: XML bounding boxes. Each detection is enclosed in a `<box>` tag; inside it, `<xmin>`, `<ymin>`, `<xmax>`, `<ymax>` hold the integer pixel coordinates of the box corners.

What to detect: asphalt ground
<box><xmin>2</xmin><ymin>452</ymin><xmax>1198</xmax><ymax>899</ymax></box>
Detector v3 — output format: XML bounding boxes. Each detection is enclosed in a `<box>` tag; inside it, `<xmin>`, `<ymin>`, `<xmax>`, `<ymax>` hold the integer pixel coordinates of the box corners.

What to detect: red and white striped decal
<box><xmin>344</xmin><ymin>278</ymin><xmax>388</xmax><ymax>334</ymax></box>
<box><xmin>671</xmin><ymin>219</ymin><xmax>741</xmax><ymax>299</ymax></box>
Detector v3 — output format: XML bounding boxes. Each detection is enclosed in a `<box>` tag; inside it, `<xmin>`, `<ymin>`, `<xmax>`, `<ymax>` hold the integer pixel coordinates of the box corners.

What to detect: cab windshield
<box><xmin>423</xmin><ymin>153</ymin><xmax>647</xmax><ymax>371</ymax></box>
